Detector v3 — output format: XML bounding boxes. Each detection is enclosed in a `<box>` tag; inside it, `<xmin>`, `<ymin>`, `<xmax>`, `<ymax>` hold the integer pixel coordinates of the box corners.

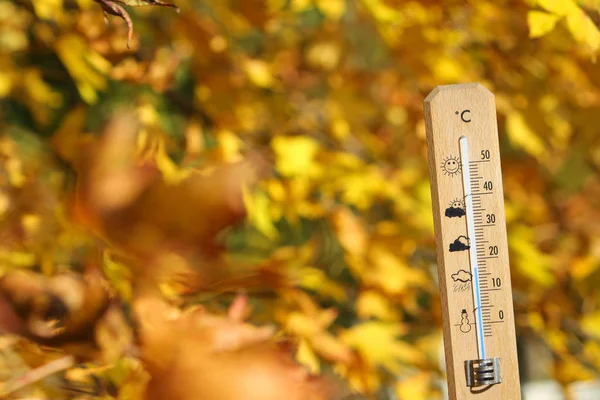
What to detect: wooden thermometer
<box><xmin>424</xmin><ymin>83</ymin><xmax>521</xmax><ymax>399</ymax></box>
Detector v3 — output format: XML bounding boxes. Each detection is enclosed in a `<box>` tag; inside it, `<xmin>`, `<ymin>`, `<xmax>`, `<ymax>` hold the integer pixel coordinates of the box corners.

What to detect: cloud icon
<box><xmin>451</xmin><ymin>270</ymin><xmax>472</xmax><ymax>283</ymax></box>
<box><xmin>449</xmin><ymin>236</ymin><xmax>470</xmax><ymax>252</ymax></box>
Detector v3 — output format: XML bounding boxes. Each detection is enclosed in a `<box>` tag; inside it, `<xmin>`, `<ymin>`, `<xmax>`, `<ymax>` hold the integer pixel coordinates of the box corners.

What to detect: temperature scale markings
<box><xmin>460</xmin><ymin>136</ymin><xmax>486</xmax><ymax>360</ymax></box>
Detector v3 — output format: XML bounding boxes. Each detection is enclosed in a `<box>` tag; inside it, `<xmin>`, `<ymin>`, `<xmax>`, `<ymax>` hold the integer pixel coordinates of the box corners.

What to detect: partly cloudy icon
<box><xmin>449</xmin><ymin>235</ymin><xmax>470</xmax><ymax>252</ymax></box>
<box><xmin>451</xmin><ymin>269</ymin><xmax>472</xmax><ymax>283</ymax></box>
<box><xmin>445</xmin><ymin>198</ymin><xmax>466</xmax><ymax>218</ymax></box>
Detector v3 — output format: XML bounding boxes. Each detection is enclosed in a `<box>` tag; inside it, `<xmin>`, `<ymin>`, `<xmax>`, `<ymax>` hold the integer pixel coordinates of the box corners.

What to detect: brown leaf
<box><xmin>134</xmin><ymin>295</ymin><xmax>348</xmax><ymax>400</ymax></box>
<box><xmin>70</xmin><ymin>113</ymin><xmax>270</xmax><ymax>292</ymax></box>
<box><xmin>0</xmin><ymin>268</ymin><xmax>110</xmax><ymax>346</ymax></box>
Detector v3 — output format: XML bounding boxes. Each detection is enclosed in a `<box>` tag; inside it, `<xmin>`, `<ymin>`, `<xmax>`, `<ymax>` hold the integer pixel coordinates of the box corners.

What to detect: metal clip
<box><xmin>465</xmin><ymin>357</ymin><xmax>501</xmax><ymax>387</ymax></box>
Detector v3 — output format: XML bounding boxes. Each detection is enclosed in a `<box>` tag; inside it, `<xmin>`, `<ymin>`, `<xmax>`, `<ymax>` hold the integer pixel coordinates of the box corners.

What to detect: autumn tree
<box><xmin>1</xmin><ymin>0</ymin><xmax>600</xmax><ymax>399</ymax></box>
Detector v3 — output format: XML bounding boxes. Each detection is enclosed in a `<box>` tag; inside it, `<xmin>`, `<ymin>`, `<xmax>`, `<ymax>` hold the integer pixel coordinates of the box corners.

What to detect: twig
<box><xmin>0</xmin><ymin>355</ymin><xmax>74</xmax><ymax>398</ymax></box>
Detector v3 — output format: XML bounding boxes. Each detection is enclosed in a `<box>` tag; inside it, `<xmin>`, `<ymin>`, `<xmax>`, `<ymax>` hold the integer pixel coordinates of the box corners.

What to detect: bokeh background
<box><xmin>2</xmin><ymin>0</ymin><xmax>600</xmax><ymax>399</ymax></box>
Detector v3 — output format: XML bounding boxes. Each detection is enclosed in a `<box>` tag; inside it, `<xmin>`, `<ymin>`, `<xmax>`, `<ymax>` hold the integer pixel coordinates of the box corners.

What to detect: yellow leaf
<box><xmin>361</xmin><ymin>0</ymin><xmax>402</xmax><ymax>23</ymax></box>
<box><xmin>337</xmin><ymin>167</ymin><xmax>386</xmax><ymax>210</ymax></box>
<box><xmin>581</xmin><ymin>312</ymin><xmax>600</xmax><ymax>340</ymax></box>
<box><xmin>566</xmin><ymin>8</ymin><xmax>600</xmax><ymax>52</ymax></box>
<box><xmin>242</xmin><ymin>187</ymin><xmax>279</xmax><ymax>239</ymax></box>
<box><xmin>154</xmin><ymin>138</ymin><xmax>192</xmax><ymax>185</ymax></box>
<box><xmin>23</xmin><ymin>68</ymin><xmax>63</xmax><ymax>124</ymax></box>
<box><xmin>296</xmin><ymin>339</ymin><xmax>320</xmax><ymax>374</ymax></box>
<box><xmin>0</xmin><ymin>250</ymin><xmax>36</xmax><ymax>268</ymax></box>
<box><xmin>582</xmin><ymin>341</ymin><xmax>600</xmax><ymax>371</ymax></box>
<box><xmin>272</xmin><ymin>135</ymin><xmax>320</xmax><ymax>177</ymax></box>
<box><xmin>216</xmin><ymin>129</ymin><xmax>243</xmax><ymax>162</ymax></box>
<box><xmin>395</xmin><ymin>372</ymin><xmax>434</xmax><ymax>400</ymax></box>
<box><xmin>571</xmin><ymin>255</ymin><xmax>600</xmax><ymax>281</ymax></box>
<box><xmin>545</xmin><ymin>329</ymin><xmax>568</xmax><ymax>354</ymax></box>
<box><xmin>4</xmin><ymin>155</ymin><xmax>25</xmax><ymax>187</ymax></box>
<box><xmin>555</xmin><ymin>354</ymin><xmax>596</xmax><ymax>383</ymax></box>
<box><xmin>356</xmin><ymin>290</ymin><xmax>396</xmax><ymax>321</ymax></box>
<box><xmin>55</xmin><ymin>34</ymin><xmax>110</xmax><ymax>104</ymax></box>
<box><xmin>536</xmin><ymin>0</ymin><xmax>578</xmax><ymax>17</ymax></box>
<box><xmin>285</xmin><ymin>309</ymin><xmax>335</xmax><ymax>337</ymax></box>
<box><xmin>31</xmin><ymin>0</ymin><xmax>63</xmax><ymax>20</ymax></box>
<box><xmin>306</xmin><ymin>42</ymin><xmax>342</xmax><ymax>71</ymax></box>
<box><xmin>96</xmin><ymin>306</ymin><xmax>134</xmax><ymax>363</ymax></box>
<box><xmin>299</xmin><ymin>267</ymin><xmax>347</xmax><ymax>302</ymax></box>
<box><xmin>50</xmin><ymin>106</ymin><xmax>87</xmax><ymax>162</ymax></box>
<box><xmin>290</xmin><ymin>0</ymin><xmax>311</xmax><ymax>12</ymax></box>
<box><xmin>138</xmin><ymin>103</ymin><xmax>160</xmax><ymax>125</ymax></box>
<box><xmin>103</xmin><ymin>252</ymin><xmax>133</xmax><ymax>301</ymax></box>
<box><xmin>528</xmin><ymin>311</ymin><xmax>545</xmax><ymax>333</ymax></box>
<box><xmin>106</xmin><ymin>357</ymin><xmax>150</xmax><ymax>400</ymax></box>
<box><xmin>509</xmin><ymin>226</ymin><xmax>554</xmax><ymax>286</ymax></box>
<box><xmin>0</xmin><ymin>192</ymin><xmax>8</xmax><ymax>219</ymax></box>
<box><xmin>528</xmin><ymin>11</ymin><xmax>561</xmax><ymax>38</ymax></box>
<box><xmin>244</xmin><ymin>59</ymin><xmax>274</xmax><ymax>88</ymax></box>
<box><xmin>431</xmin><ymin>56</ymin><xmax>464</xmax><ymax>82</ymax></box>
<box><xmin>365</xmin><ymin>245</ymin><xmax>428</xmax><ymax>295</ymax></box>
<box><xmin>76</xmin><ymin>0</ymin><xmax>94</xmax><ymax>8</ymax></box>
<box><xmin>316</xmin><ymin>0</ymin><xmax>345</xmax><ymax>20</ymax></box>
<box><xmin>0</xmin><ymin>69</ymin><xmax>13</xmax><ymax>97</ymax></box>
<box><xmin>506</xmin><ymin>111</ymin><xmax>547</xmax><ymax>161</ymax></box>
<box><xmin>309</xmin><ymin>332</ymin><xmax>353</xmax><ymax>364</ymax></box>
<box><xmin>23</xmin><ymin>68</ymin><xmax>61</xmax><ymax>107</ymax></box>
<box><xmin>341</xmin><ymin>322</ymin><xmax>424</xmax><ymax>372</ymax></box>
<box><xmin>331</xmin><ymin>207</ymin><xmax>368</xmax><ymax>258</ymax></box>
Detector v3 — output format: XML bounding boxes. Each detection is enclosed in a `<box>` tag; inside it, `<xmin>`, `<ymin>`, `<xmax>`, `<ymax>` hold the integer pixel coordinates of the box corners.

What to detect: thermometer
<box><xmin>424</xmin><ymin>83</ymin><xmax>521</xmax><ymax>399</ymax></box>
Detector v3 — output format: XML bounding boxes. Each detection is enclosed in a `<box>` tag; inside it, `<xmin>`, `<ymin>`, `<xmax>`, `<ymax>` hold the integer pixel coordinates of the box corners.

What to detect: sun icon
<box><xmin>449</xmin><ymin>198</ymin><xmax>465</xmax><ymax>209</ymax></box>
<box><xmin>441</xmin><ymin>155</ymin><xmax>461</xmax><ymax>176</ymax></box>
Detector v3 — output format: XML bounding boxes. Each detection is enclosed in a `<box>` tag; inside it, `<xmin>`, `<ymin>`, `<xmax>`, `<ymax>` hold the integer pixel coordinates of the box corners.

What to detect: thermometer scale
<box><xmin>424</xmin><ymin>83</ymin><xmax>521</xmax><ymax>399</ymax></box>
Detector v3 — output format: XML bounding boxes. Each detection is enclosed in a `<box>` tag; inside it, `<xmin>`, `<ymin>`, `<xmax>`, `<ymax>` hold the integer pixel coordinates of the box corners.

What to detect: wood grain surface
<box><xmin>424</xmin><ymin>83</ymin><xmax>521</xmax><ymax>400</ymax></box>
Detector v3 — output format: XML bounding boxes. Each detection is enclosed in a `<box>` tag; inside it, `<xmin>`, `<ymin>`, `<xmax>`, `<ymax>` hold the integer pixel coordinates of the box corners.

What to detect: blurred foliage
<box><xmin>2</xmin><ymin>0</ymin><xmax>600</xmax><ymax>399</ymax></box>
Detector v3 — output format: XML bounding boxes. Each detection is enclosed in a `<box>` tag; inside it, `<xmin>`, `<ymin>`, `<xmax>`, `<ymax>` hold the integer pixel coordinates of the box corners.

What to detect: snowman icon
<box><xmin>460</xmin><ymin>309</ymin><xmax>472</xmax><ymax>333</ymax></box>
